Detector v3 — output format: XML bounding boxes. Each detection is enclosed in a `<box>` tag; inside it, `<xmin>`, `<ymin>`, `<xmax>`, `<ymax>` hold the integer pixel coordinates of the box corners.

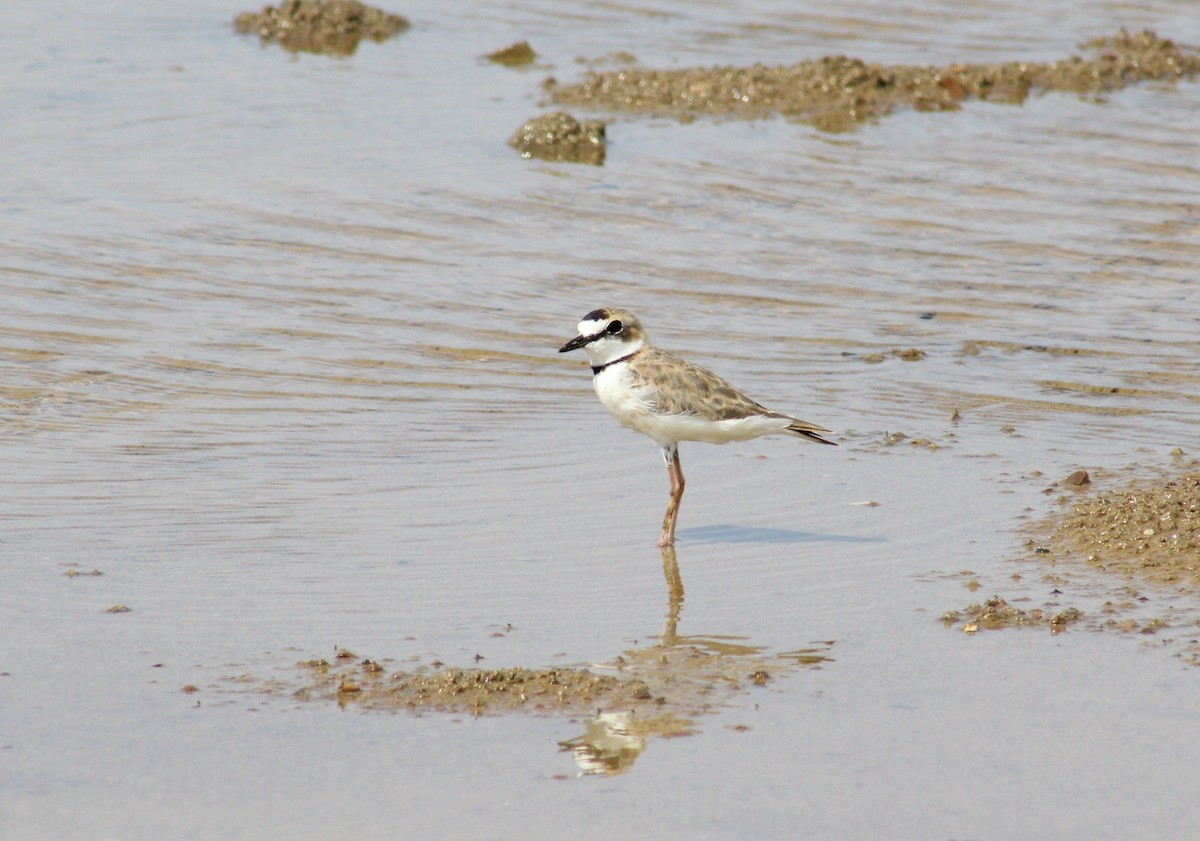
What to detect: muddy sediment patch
<box><xmin>943</xmin><ymin>464</ymin><xmax>1200</xmax><ymax>664</ymax></box>
<box><xmin>942</xmin><ymin>594</ymin><xmax>1083</xmax><ymax>634</ymax></box>
<box><xmin>284</xmin><ymin>637</ymin><xmax>832</xmax><ymax>718</ymax></box>
<box><xmin>233</xmin><ymin>636</ymin><xmax>832</xmax><ymax>771</ymax></box>
<box><xmin>296</xmin><ymin>658</ymin><xmax>656</xmax><ymax>715</ymax></box>
<box><xmin>234</xmin><ymin>0</ymin><xmax>409</xmax><ymax>56</ymax></box>
<box><xmin>1035</xmin><ymin>467</ymin><xmax>1200</xmax><ymax>591</ymax></box>
<box><xmin>486</xmin><ymin>41</ymin><xmax>538</xmax><ymax>68</ymax></box>
<box><xmin>548</xmin><ymin>29</ymin><xmax>1200</xmax><ymax>131</ymax></box>
<box><xmin>508</xmin><ymin>112</ymin><xmax>607</xmax><ymax>165</ymax></box>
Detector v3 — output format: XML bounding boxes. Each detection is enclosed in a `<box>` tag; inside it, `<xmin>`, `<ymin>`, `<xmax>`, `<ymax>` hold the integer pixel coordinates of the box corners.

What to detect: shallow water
<box><xmin>3</xmin><ymin>1</ymin><xmax>1200</xmax><ymax>838</ymax></box>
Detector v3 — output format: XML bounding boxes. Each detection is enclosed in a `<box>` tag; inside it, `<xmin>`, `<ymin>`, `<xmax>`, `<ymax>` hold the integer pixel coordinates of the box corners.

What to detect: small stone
<box><xmin>1064</xmin><ymin>469</ymin><xmax>1091</xmax><ymax>486</ymax></box>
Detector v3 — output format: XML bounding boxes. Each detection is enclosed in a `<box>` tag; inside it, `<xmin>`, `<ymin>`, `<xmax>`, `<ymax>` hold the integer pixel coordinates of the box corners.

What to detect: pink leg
<box><xmin>659</xmin><ymin>445</ymin><xmax>685</xmax><ymax>547</ymax></box>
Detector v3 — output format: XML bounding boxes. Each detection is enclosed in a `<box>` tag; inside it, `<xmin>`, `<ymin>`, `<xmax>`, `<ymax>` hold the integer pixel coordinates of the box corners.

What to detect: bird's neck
<box><xmin>585</xmin><ymin>336</ymin><xmax>645</xmax><ymax>369</ymax></box>
<box><xmin>591</xmin><ymin>348</ymin><xmax>641</xmax><ymax>376</ymax></box>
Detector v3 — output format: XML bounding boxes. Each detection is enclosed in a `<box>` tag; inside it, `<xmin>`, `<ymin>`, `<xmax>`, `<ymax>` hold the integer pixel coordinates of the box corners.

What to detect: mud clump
<box><xmin>508</xmin><ymin>112</ymin><xmax>607</xmax><ymax>165</ymax></box>
<box><xmin>487</xmin><ymin>41</ymin><xmax>537</xmax><ymax>68</ymax></box>
<box><xmin>1043</xmin><ymin>470</ymin><xmax>1200</xmax><ymax>589</ymax></box>
<box><xmin>234</xmin><ymin>0</ymin><xmax>409</xmax><ymax>56</ymax></box>
<box><xmin>864</xmin><ymin>348</ymin><xmax>926</xmax><ymax>363</ymax></box>
<box><xmin>548</xmin><ymin>29</ymin><xmax>1200</xmax><ymax>131</ymax></box>
<box><xmin>942</xmin><ymin>595</ymin><xmax>1082</xmax><ymax>634</ymax></box>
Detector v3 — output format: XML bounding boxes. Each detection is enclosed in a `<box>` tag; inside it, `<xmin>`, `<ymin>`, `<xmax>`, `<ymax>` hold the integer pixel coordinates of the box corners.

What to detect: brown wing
<box><xmin>629</xmin><ymin>347</ymin><xmax>838</xmax><ymax>445</ymax></box>
<box><xmin>627</xmin><ymin>347</ymin><xmax>776</xmax><ymax>421</ymax></box>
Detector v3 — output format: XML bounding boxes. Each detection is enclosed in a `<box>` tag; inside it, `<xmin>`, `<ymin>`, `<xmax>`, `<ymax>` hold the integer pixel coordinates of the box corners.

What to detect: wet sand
<box><xmin>933</xmin><ymin>460</ymin><xmax>1200</xmax><ymax>666</ymax></box>
<box><xmin>550</xmin><ymin>29</ymin><xmax>1200</xmax><ymax>130</ymax></box>
<box><xmin>1041</xmin><ymin>467</ymin><xmax>1200</xmax><ymax>588</ymax></box>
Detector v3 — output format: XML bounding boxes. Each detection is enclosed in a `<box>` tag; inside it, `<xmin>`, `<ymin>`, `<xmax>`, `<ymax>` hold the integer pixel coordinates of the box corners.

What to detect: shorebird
<box><xmin>559</xmin><ymin>307</ymin><xmax>836</xmax><ymax>546</ymax></box>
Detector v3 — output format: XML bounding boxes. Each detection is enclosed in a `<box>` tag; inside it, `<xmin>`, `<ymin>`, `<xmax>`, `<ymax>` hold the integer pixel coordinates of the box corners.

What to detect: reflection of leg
<box><xmin>660</xmin><ymin>545</ymin><xmax>684</xmax><ymax>646</ymax></box>
<box><xmin>660</xmin><ymin>545</ymin><xmax>683</xmax><ymax>597</ymax></box>
<box><xmin>659</xmin><ymin>445</ymin><xmax>685</xmax><ymax>547</ymax></box>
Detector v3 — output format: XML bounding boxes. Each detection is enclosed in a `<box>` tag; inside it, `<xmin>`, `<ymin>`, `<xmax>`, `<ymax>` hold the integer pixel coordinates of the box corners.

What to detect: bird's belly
<box><xmin>636</xmin><ymin>412</ymin><xmax>788</xmax><ymax>445</ymax></box>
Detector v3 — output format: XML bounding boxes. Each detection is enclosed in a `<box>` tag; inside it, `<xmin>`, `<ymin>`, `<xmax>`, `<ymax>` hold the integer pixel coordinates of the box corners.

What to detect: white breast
<box><xmin>593</xmin><ymin>363</ymin><xmax>652</xmax><ymax>430</ymax></box>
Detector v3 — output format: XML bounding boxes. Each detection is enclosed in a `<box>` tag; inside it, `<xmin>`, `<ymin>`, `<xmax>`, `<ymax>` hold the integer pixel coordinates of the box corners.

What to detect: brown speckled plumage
<box><xmin>625</xmin><ymin>346</ymin><xmax>834</xmax><ymax>444</ymax></box>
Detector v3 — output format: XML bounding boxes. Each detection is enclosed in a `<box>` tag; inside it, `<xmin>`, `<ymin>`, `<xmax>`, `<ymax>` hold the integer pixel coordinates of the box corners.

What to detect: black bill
<box><xmin>558</xmin><ymin>333</ymin><xmax>594</xmax><ymax>353</ymax></box>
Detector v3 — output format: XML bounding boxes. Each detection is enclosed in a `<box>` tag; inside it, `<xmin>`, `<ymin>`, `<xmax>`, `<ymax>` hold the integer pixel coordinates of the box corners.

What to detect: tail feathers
<box><xmin>787</xmin><ymin>420</ymin><xmax>838</xmax><ymax>446</ymax></box>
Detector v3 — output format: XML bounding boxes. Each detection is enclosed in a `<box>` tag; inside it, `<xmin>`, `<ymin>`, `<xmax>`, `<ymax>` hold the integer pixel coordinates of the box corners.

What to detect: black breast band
<box><xmin>592</xmin><ymin>351</ymin><xmax>639</xmax><ymax>376</ymax></box>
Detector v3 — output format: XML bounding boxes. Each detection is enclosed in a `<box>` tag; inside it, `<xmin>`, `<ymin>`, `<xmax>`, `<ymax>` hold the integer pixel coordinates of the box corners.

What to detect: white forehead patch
<box><xmin>577</xmin><ymin>317</ymin><xmax>609</xmax><ymax>337</ymax></box>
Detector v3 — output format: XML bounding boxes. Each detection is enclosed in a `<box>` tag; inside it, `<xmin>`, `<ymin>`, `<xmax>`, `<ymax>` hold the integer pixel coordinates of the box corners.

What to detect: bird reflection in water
<box><xmin>559</xmin><ymin>547</ymin><xmax>683</xmax><ymax>775</ymax></box>
<box><xmin>560</xmin><ymin>546</ymin><xmax>833</xmax><ymax>776</ymax></box>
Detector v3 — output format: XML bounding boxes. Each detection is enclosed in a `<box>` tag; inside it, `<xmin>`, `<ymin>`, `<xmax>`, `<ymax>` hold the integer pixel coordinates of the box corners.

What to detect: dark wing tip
<box><xmin>786</xmin><ymin>422</ymin><xmax>838</xmax><ymax>446</ymax></box>
<box><xmin>802</xmin><ymin>431</ymin><xmax>839</xmax><ymax>446</ymax></box>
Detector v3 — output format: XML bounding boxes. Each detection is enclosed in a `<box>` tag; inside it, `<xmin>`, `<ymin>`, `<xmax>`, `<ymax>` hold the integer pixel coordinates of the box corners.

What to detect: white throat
<box><xmin>583</xmin><ymin>335</ymin><xmax>644</xmax><ymax>368</ymax></box>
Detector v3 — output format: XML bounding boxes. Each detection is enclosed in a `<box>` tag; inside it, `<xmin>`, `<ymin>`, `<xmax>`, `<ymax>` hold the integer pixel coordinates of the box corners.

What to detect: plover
<box><xmin>559</xmin><ymin>307</ymin><xmax>836</xmax><ymax>546</ymax></box>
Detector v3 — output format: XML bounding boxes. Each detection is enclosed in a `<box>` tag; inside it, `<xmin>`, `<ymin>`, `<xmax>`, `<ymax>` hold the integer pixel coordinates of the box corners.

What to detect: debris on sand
<box><xmin>942</xmin><ymin>595</ymin><xmax>1082</xmax><ymax>634</ymax></box>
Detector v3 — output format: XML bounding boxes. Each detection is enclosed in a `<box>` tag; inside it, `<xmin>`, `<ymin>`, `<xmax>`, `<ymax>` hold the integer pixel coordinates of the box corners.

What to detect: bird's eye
<box><xmin>606</xmin><ymin>320</ymin><xmax>623</xmax><ymax>335</ymax></box>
